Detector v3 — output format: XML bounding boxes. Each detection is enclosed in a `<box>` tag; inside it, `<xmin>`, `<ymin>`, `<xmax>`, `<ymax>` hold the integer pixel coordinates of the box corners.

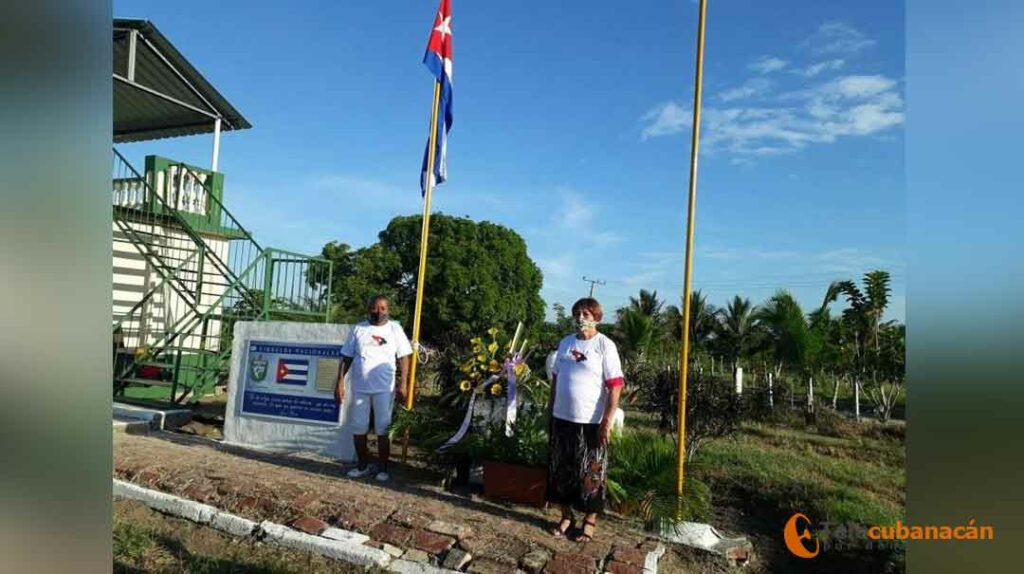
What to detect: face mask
<box><xmin>369</xmin><ymin>311</ymin><xmax>389</xmax><ymax>325</ymax></box>
<box><xmin>575</xmin><ymin>316</ymin><xmax>597</xmax><ymax>333</ymax></box>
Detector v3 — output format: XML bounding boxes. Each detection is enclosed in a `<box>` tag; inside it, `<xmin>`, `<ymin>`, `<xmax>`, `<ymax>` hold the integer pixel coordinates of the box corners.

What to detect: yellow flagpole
<box><xmin>402</xmin><ymin>79</ymin><xmax>442</xmax><ymax>461</ymax></box>
<box><xmin>676</xmin><ymin>0</ymin><xmax>709</xmax><ymax>499</ymax></box>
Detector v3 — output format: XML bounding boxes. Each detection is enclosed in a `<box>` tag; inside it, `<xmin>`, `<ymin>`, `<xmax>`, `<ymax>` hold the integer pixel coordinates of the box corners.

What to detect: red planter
<box><xmin>482</xmin><ymin>460</ymin><xmax>548</xmax><ymax>507</ymax></box>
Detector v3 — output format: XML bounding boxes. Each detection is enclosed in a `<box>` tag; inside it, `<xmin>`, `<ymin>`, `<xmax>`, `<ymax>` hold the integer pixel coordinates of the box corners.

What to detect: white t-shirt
<box><xmin>551</xmin><ymin>332</ymin><xmax>624</xmax><ymax>424</ymax></box>
<box><xmin>340</xmin><ymin>320</ymin><xmax>413</xmax><ymax>394</ymax></box>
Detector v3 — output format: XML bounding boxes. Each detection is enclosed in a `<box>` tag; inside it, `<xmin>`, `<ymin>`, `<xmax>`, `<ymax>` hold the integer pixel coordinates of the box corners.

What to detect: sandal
<box><xmin>573</xmin><ymin>519</ymin><xmax>596</xmax><ymax>543</ymax></box>
<box><xmin>550</xmin><ymin>516</ymin><xmax>574</xmax><ymax>537</ymax></box>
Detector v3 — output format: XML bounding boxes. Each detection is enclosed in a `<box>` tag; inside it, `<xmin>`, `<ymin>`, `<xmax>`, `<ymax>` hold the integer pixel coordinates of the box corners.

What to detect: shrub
<box><xmin>607</xmin><ymin>430</ymin><xmax>711</xmax><ymax>531</ymax></box>
<box><xmin>627</xmin><ymin>356</ymin><xmax>748</xmax><ymax>459</ymax></box>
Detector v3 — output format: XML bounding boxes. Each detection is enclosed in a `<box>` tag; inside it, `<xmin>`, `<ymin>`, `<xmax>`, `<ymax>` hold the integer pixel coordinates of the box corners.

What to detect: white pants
<box><xmin>347</xmin><ymin>391</ymin><xmax>394</xmax><ymax>436</ymax></box>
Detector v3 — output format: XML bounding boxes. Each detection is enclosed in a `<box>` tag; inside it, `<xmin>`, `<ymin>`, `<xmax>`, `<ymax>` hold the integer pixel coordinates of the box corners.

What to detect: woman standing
<box><xmin>546</xmin><ymin>297</ymin><xmax>624</xmax><ymax>542</ymax></box>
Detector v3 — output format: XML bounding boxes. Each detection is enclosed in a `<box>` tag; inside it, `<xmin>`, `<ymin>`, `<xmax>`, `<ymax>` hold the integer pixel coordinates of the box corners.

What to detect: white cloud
<box><xmin>749</xmin><ymin>56</ymin><xmax>788</xmax><ymax>74</ymax></box>
<box><xmin>640</xmin><ymin>102</ymin><xmax>690</xmax><ymax>140</ymax></box>
<box><xmin>798</xmin><ymin>59</ymin><xmax>846</xmax><ymax>77</ymax></box>
<box><xmin>803</xmin><ymin>22</ymin><xmax>876</xmax><ymax>55</ymax></box>
<box><xmin>814</xmin><ymin>248</ymin><xmax>898</xmax><ymax>275</ymax></box>
<box><xmin>640</xmin><ymin>74</ymin><xmax>903</xmax><ymax>155</ymax></box>
<box><xmin>556</xmin><ymin>189</ymin><xmax>622</xmax><ymax>246</ymax></box>
<box><xmin>719</xmin><ymin>78</ymin><xmax>772</xmax><ymax>102</ymax></box>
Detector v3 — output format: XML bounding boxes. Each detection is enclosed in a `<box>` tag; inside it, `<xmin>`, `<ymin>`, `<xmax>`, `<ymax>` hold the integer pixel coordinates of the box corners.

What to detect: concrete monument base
<box><xmin>223</xmin><ymin>321</ymin><xmax>357</xmax><ymax>462</ymax></box>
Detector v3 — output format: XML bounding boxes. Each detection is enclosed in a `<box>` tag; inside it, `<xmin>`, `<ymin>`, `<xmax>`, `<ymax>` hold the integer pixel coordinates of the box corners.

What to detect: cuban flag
<box><xmin>420</xmin><ymin>0</ymin><xmax>453</xmax><ymax>195</ymax></box>
<box><xmin>276</xmin><ymin>358</ymin><xmax>309</xmax><ymax>385</ymax></box>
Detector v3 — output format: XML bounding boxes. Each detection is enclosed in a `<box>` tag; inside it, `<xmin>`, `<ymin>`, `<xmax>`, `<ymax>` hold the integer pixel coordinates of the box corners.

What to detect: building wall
<box><xmin>113</xmin><ymin>219</ymin><xmax>230</xmax><ymax>353</ymax></box>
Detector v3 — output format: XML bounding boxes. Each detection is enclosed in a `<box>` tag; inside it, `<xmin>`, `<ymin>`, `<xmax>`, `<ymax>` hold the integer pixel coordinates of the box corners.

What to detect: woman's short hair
<box><xmin>571</xmin><ymin>297</ymin><xmax>604</xmax><ymax>322</ymax></box>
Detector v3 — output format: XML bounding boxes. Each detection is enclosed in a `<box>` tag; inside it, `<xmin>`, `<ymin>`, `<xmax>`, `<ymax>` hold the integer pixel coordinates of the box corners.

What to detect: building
<box><xmin>111</xmin><ymin>19</ymin><xmax>332</xmax><ymax>403</ymax></box>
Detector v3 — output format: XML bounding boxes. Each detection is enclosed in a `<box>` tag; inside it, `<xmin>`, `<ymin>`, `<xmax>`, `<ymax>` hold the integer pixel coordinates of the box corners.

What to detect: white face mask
<box><xmin>575</xmin><ymin>316</ymin><xmax>598</xmax><ymax>333</ymax></box>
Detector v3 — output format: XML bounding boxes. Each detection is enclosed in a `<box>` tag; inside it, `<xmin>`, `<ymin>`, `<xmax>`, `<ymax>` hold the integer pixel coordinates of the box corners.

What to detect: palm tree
<box><xmin>820</xmin><ymin>270</ymin><xmax>899</xmax><ymax>421</ymax></box>
<box><xmin>714</xmin><ymin>296</ymin><xmax>759</xmax><ymax>393</ymax></box>
<box><xmin>664</xmin><ymin>290</ymin><xmax>718</xmax><ymax>345</ymax></box>
<box><xmin>628</xmin><ymin>289</ymin><xmax>664</xmax><ymax>318</ymax></box>
<box><xmin>617</xmin><ymin>308</ymin><xmax>655</xmax><ymax>358</ymax></box>
<box><xmin>821</xmin><ymin>270</ymin><xmax>891</xmax><ymax>355</ymax></box>
<box><xmin>756</xmin><ymin>290</ymin><xmax>816</xmax><ymax>412</ymax></box>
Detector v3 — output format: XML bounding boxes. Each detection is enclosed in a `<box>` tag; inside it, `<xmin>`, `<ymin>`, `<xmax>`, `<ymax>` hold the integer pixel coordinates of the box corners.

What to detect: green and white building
<box><xmin>111</xmin><ymin>19</ymin><xmax>332</xmax><ymax>403</ymax></box>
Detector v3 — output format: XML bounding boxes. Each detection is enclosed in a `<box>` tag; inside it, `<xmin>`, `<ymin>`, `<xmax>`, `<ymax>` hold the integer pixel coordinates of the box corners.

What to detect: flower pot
<box><xmin>481</xmin><ymin>459</ymin><xmax>547</xmax><ymax>507</ymax></box>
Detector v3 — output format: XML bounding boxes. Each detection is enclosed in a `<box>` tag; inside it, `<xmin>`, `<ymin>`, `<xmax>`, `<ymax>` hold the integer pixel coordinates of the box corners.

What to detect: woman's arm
<box><xmin>599</xmin><ymin>384</ymin><xmax>621</xmax><ymax>447</ymax></box>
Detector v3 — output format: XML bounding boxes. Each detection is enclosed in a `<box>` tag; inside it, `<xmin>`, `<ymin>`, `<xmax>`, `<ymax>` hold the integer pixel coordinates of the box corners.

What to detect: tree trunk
<box><xmin>734</xmin><ymin>367</ymin><xmax>743</xmax><ymax>395</ymax></box>
<box><xmin>854</xmin><ymin>379</ymin><xmax>861</xmax><ymax>422</ymax></box>
<box><xmin>832</xmin><ymin>376</ymin><xmax>840</xmax><ymax>409</ymax></box>
<box><xmin>768</xmin><ymin>372</ymin><xmax>774</xmax><ymax>409</ymax></box>
<box><xmin>805</xmin><ymin>376</ymin><xmax>816</xmax><ymax>424</ymax></box>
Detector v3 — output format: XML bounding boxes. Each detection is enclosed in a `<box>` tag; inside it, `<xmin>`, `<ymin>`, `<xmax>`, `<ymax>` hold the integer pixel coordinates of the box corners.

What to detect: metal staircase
<box><xmin>112</xmin><ymin>148</ymin><xmax>332</xmax><ymax>403</ymax></box>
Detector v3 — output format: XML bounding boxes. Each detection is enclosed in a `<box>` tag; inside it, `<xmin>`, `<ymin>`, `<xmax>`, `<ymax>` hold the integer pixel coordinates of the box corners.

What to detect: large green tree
<box><xmin>315</xmin><ymin>214</ymin><xmax>545</xmax><ymax>346</ymax></box>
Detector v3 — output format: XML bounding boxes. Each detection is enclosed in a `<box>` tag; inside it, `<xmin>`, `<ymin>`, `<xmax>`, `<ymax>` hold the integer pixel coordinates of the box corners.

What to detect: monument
<box><xmin>224</xmin><ymin>321</ymin><xmax>356</xmax><ymax>461</ymax></box>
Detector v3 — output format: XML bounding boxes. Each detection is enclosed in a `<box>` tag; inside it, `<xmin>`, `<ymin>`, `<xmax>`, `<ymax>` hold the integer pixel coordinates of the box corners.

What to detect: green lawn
<box><xmin>696</xmin><ymin>421</ymin><xmax>905</xmax><ymax>527</ymax></box>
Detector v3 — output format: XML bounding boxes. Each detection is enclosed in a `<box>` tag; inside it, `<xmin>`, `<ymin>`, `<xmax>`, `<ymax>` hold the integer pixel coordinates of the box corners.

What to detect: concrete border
<box><xmin>113</xmin><ymin>479</ymin><xmax>391</xmax><ymax>568</ymax></box>
<box><xmin>643</xmin><ymin>543</ymin><xmax>667</xmax><ymax>573</ymax></box>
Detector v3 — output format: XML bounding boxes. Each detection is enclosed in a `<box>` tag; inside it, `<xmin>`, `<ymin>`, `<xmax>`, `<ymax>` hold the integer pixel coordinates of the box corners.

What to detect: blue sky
<box><xmin>116</xmin><ymin>0</ymin><xmax>905</xmax><ymax>322</ymax></box>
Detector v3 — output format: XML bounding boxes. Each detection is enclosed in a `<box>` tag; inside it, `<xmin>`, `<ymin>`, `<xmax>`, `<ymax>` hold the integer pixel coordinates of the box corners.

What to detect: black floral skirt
<box><xmin>545</xmin><ymin>417</ymin><xmax>608</xmax><ymax>514</ymax></box>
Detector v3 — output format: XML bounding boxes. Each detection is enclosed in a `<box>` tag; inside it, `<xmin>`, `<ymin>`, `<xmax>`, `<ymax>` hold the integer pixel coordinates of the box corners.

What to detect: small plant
<box><xmin>468</xmin><ymin>404</ymin><xmax>549</xmax><ymax>467</ymax></box>
<box><xmin>607</xmin><ymin>430</ymin><xmax>711</xmax><ymax>531</ymax></box>
<box><xmin>113</xmin><ymin>523</ymin><xmax>154</xmax><ymax>564</ymax></box>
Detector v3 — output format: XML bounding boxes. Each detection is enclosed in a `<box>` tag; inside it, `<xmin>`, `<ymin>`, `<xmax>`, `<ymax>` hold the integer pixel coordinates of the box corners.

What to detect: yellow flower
<box><xmin>488</xmin><ymin>359</ymin><xmax>501</xmax><ymax>373</ymax></box>
<box><xmin>476</xmin><ymin>354</ymin><xmax>487</xmax><ymax>363</ymax></box>
<box><xmin>490</xmin><ymin>383</ymin><xmax>503</xmax><ymax>396</ymax></box>
<box><xmin>459</xmin><ymin>380</ymin><xmax>472</xmax><ymax>392</ymax></box>
<box><xmin>487</xmin><ymin>327</ymin><xmax>499</xmax><ymax>337</ymax></box>
<box><xmin>514</xmin><ymin>363</ymin><xmax>526</xmax><ymax>377</ymax></box>
<box><xmin>470</xmin><ymin>371</ymin><xmax>481</xmax><ymax>380</ymax></box>
<box><xmin>472</xmin><ymin>344</ymin><xmax>483</xmax><ymax>354</ymax></box>
<box><xmin>487</xmin><ymin>341</ymin><xmax>498</xmax><ymax>354</ymax></box>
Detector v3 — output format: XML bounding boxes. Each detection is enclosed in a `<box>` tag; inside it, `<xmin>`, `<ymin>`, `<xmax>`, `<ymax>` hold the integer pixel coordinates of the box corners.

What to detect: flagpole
<box><xmin>402</xmin><ymin>79</ymin><xmax>443</xmax><ymax>462</ymax></box>
<box><xmin>676</xmin><ymin>0</ymin><xmax>709</xmax><ymax>500</ymax></box>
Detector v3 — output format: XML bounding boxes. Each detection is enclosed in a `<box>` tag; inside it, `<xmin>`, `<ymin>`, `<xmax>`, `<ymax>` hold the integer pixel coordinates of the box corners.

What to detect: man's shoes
<box><xmin>375</xmin><ymin>471</ymin><xmax>390</xmax><ymax>482</ymax></box>
<box><xmin>347</xmin><ymin>465</ymin><xmax>374</xmax><ymax>479</ymax></box>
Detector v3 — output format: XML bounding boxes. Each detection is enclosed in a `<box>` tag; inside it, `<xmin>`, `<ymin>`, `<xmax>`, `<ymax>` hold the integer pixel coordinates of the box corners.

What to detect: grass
<box><xmin>113</xmin><ymin>500</ymin><xmax>373</xmax><ymax>573</ymax></box>
<box><xmin>696</xmin><ymin>420</ymin><xmax>905</xmax><ymax>527</ymax></box>
<box><xmin>622</xmin><ymin>404</ymin><xmax>906</xmax><ymax>571</ymax></box>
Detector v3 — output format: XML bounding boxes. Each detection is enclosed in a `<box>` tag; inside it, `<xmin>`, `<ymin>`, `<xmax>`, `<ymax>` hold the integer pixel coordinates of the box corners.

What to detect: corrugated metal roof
<box><xmin>113</xmin><ymin>18</ymin><xmax>251</xmax><ymax>143</ymax></box>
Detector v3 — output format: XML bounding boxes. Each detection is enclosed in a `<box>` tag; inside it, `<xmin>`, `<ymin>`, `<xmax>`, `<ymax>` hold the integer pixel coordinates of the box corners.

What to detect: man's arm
<box><xmin>335</xmin><ymin>356</ymin><xmax>353</xmax><ymax>404</ymax></box>
<box><xmin>396</xmin><ymin>354</ymin><xmax>411</xmax><ymax>402</ymax></box>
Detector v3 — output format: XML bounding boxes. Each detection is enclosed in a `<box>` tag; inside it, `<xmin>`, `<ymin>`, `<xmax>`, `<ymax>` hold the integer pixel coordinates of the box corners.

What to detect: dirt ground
<box><xmin>113</xmin><ymin>425</ymin><xmax>741</xmax><ymax>573</ymax></box>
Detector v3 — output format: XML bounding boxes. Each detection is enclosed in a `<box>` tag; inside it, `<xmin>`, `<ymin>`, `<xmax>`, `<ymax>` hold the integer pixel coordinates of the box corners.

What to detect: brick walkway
<box><xmin>113</xmin><ymin>431</ymin><xmax>707</xmax><ymax>573</ymax></box>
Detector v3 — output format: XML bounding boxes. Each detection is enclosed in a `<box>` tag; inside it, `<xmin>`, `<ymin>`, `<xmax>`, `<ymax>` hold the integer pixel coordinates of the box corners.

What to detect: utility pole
<box><xmin>582</xmin><ymin>276</ymin><xmax>606</xmax><ymax>298</ymax></box>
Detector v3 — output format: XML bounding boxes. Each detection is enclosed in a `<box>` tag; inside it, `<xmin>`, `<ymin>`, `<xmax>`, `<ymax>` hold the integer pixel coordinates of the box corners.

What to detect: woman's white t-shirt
<box><xmin>340</xmin><ymin>320</ymin><xmax>413</xmax><ymax>393</ymax></box>
<box><xmin>551</xmin><ymin>332</ymin><xmax>624</xmax><ymax>424</ymax></box>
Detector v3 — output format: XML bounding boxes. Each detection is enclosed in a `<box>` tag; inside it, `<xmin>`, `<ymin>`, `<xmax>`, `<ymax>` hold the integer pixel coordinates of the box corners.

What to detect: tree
<box><xmin>663</xmin><ymin>290</ymin><xmax>717</xmax><ymax>348</ymax></box>
<box><xmin>617</xmin><ymin>308</ymin><xmax>655</xmax><ymax>358</ymax></box>
<box><xmin>821</xmin><ymin>270</ymin><xmax>901</xmax><ymax>421</ymax></box>
<box><xmin>756</xmin><ymin>290</ymin><xmax>823</xmax><ymax>415</ymax></box>
<box><xmin>715</xmin><ymin>296</ymin><xmax>759</xmax><ymax>372</ymax></box>
<box><xmin>314</xmin><ymin>214</ymin><xmax>546</xmax><ymax>346</ymax></box>
<box><xmin>615</xmin><ymin>289</ymin><xmax>667</xmax><ymax>359</ymax></box>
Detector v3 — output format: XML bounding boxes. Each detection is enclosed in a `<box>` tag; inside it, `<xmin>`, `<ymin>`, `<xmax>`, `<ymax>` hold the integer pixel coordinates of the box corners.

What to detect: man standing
<box><xmin>336</xmin><ymin>295</ymin><xmax>413</xmax><ymax>482</ymax></box>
